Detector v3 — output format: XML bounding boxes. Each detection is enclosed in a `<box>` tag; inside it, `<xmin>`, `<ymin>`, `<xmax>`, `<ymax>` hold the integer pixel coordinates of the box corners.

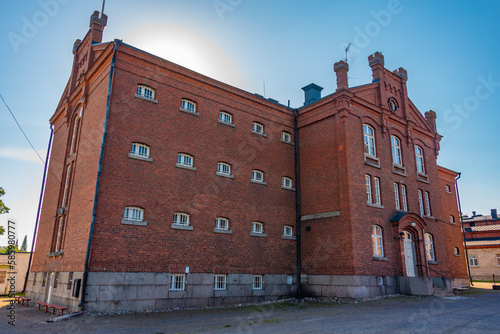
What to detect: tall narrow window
<box><xmin>394</xmin><ymin>183</ymin><xmax>400</xmax><ymax>210</ymax></box>
<box><xmin>363</xmin><ymin>124</ymin><xmax>376</xmax><ymax>156</ymax></box>
<box><xmin>54</xmin><ymin>216</ymin><xmax>65</xmax><ymax>252</ymax></box>
<box><xmin>401</xmin><ymin>185</ymin><xmax>408</xmax><ymax>211</ymax></box>
<box><xmin>372</xmin><ymin>225</ymin><xmax>384</xmax><ymax>257</ymax></box>
<box><xmin>69</xmin><ymin>115</ymin><xmax>81</xmax><ymax>156</ymax></box>
<box><xmin>61</xmin><ymin>165</ymin><xmax>72</xmax><ymax>207</ymax></box>
<box><xmin>418</xmin><ymin>190</ymin><xmax>424</xmax><ymax>217</ymax></box>
<box><xmin>252</xmin><ymin>275</ymin><xmax>263</xmax><ymax>290</ymax></box>
<box><xmin>391</xmin><ymin>135</ymin><xmax>402</xmax><ymax>166</ymax></box>
<box><xmin>374</xmin><ymin>177</ymin><xmax>381</xmax><ymax>205</ymax></box>
<box><xmin>415</xmin><ymin>145</ymin><xmax>425</xmax><ymax>174</ymax></box>
<box><xmin>424</xmin><ymin>191</ymin><xmax>431</xmax><ymax>216</ymax></box>
<box><xmin>450</xmin><ymin>215</ymin><xmax>455</xmax><ymax>224</ymax></box>
<box><xmin>424</xmin><ymin>233</ymin><xmax>435</xmax><ymax>261</ymax></box>
<box><xmin>496</xmin><ymin>254</ymin><xmax>500</xmax><ymax>266</ymax></box>
<box><xmin>365</xmin><ymin>175</ymin><xmax>372</xmax><ymax>203</ymax></box>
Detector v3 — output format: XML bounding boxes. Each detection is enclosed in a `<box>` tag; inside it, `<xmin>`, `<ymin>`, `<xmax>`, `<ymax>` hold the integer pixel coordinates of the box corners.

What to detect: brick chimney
<box><xmin>334</xmin><ymin>60</ymin><xmax>349</xmax><ymax>91</ymax></box>
<box><xmin>425</xmin><ymin>110</ymin><xmax>437</xmax><ymax>133</ymax></box>
<box><xmin>301</xmin><ymin>83</ymin><xmax>323</xmax><ymax>106</ymax></box>
<box><xmin>368</xmin><ymin>52</ymin><xmax>384</xmax><ymax>82</ymax></box>
<box><xmin>89</xmin><ymin>11</ymin><xmax>108</xmax><ymax>44</ymax></box>
<box><xmin>492</xmin><ymin>209</ymin><xmax>498</xmax><ymax>219</ymax></box>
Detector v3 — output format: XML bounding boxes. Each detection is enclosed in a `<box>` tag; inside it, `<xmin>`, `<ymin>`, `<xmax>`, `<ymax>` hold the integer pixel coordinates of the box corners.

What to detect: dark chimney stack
<box><xmin>492</xmin><ymin>209</ymin><xmax>498</xmax><ymax>219</ymax></box>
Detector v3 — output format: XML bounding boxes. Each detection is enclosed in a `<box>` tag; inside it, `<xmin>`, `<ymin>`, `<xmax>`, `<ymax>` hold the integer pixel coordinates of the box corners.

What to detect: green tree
<box><xmin>0</xmin><ymin>187</ymin><xmax>9</xmax><ymax>215</ymax></box>
<box><xmin>0</xmin><ymin>244</ymin><xmax>21</xmax><ymax>254</ymax></box>
<box><xmin>21</xmin><ymin>235</ymin><xmax>28</xmax><ymax>252</ymax></box>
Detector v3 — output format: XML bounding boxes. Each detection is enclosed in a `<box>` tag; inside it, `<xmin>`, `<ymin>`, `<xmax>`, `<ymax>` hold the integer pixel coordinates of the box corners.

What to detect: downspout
<box><xmin>22</xmin><ymin>125</ymin><xmax>54</xmax><ymax>293</ymax></box>
<box><xmin>455</xmin><ymin>172</ymin><xmax>473</xmax><ymax>286</ymax></box>
<box><xmin>79</xmin><ymin>39</ymin><xmax>120</xmax><ymax>308</ymax></box>
<box><xmin>293</xmin><ymin>108</ymin><xmax>302</xmax><ymax>299</ymax></box>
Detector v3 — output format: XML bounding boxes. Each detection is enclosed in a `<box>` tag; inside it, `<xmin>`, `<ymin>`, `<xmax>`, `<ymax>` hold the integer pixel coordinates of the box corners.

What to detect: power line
<box><xmin>0</xmin><ymin>94</ymin><xmax>45</xmax><ymax>165</ymax></box>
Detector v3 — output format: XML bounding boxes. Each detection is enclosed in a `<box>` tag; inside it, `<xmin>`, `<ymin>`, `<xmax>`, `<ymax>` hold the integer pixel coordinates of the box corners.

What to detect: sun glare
<box><xmin>123</xmin><ymin>23</ymin><xmax>244</xmax><ymax>89</ymax></box>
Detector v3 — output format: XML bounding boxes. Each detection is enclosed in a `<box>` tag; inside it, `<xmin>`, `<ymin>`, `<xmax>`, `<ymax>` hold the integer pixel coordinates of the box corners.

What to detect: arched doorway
<box><xmin>402</xmin><ymin>231</ymin><xmax>417</xmax><ymax>277</ymax></box>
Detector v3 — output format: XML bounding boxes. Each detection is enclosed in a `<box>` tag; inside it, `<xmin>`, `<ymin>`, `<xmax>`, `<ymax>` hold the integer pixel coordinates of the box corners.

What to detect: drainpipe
<box><xmin>455</xmin><ymin>172</ymin><xmax>473</xmax><ymax>286</ymax></box>
<box><xmin>293</xmin><ymin>108</ymin><xmax>302</xmax><ymax>299</ymax></box>
<box><xmin>79</xmin><ymin>39</ymin><xmax>120</xmax><ymax>308</ymax></box>
<box><xmin>22</xmin><ymin>125</ymin><xmax>54</xmax><ymax>294</ymax></box>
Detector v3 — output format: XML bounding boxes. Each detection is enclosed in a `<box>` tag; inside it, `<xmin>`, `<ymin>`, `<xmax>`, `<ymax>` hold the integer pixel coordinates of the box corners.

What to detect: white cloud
<box><xmin>0</xmin><ymin>147</ymin><xmax>45</xmax><ymax>165</ymax></box>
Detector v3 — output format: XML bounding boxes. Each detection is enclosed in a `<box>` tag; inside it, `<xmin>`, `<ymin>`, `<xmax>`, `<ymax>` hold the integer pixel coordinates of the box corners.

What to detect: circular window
<box><xmin>388</xmin><ymin>97</ymin><xmax>399</xmax><ymax>112</ymax></box>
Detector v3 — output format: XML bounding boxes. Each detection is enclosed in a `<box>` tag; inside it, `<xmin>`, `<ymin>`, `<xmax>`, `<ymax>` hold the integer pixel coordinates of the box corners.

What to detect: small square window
<box><xmin>217</xmin><ymin>162</ymin><xmax>232</xmax><ymax>176</ymax></box>
<box><xmin>214</xmin><ymin>274</ymin><xmax>227</xmax><ymax>290</ymax></box>
<box><xmin>281</xmin><ymin>131</ymin><xmax>292</xmax><ymax>143</ymax></box>
<box><xmin>283</xmin><ymin>226</ymin><xmax>293</xmax><ymax>237</ymax></box>
<box><xmin>251</xmin><ymin>170</ymin><xmax>265</xmax><ymax>183</ymax></box>
<box><xmin>282</xmin><ymin>177</ymin><xmax>293</xmax><ymax>189</ymax></box>
<box><xmin>252</xmin><ymin>122</ymin><xmax>264</xmax><ymax>135</ymax></box>
<box><xmin>170</xmin><ymin>274</ymin><xmax>186</xmax><ymax>291</ymax></box>
<box><xmin>219</xmin><ymin>111</ymin><xmax>233</xmax><ymax>124</ymax></box>
<box><xmin>215</xmin><ymin>217</ymin><xmax>229</xmax><ymax>230</ymax></box>
<box><xmin>173</xmin><ymin>213</ymin><xmax>190</xmax><ymax>226</ymax></box>
<box><xmin>177</xmin><ymin>153</ymin><xmax>194</xmax><ymax>167</ymax></box>
<box><xmin>252</xmin><ymin>275</ymin><xmax>263</xmax><ymax>290</ymax></box>
<box><xmin>181</xmin><ymin>99</ymin><xmax>197</xmax><ymax>113</ymax></box>
<box><xmin>124</xmin><ymin>206</ymin><xmax>144</xmax><ymax>222</ymax></box>
<box><xmin>251</xmin><ymin>222</ymin><xmax>264</xmax><ymax>234</ymax></box>
<box><xmin>136</xmin><ymin>85</ymin><xmax>155</xmax><ymax>100</ymax></box>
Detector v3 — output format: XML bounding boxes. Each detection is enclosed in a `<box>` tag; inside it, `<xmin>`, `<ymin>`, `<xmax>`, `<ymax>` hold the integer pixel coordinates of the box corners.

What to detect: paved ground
<box><xmin>1</xmin><ymin>288</ymin><xmax>499</xmax><ymax>334</ymax></box>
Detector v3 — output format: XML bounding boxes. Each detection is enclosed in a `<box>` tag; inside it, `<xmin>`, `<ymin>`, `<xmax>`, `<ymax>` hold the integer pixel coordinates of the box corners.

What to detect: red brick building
<box><xmin>26</xmin><ymin>12</ymin><xmax>468</xmax><ymax>312</ymax></box>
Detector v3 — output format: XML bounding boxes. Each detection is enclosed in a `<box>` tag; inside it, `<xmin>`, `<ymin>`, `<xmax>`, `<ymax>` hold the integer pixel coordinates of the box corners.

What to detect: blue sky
<box><xmin>1</xmin><ymin>0</ymin><xmax>499</xmax><ymax>248</ymax></box>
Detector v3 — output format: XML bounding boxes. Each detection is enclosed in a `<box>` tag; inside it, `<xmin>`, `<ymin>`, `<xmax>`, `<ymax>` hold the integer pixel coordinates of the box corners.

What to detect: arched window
<box><xmin>217</xmin><ymin>162</ymin><xmax>232</xmax><ymax>176</ymax></box>
<box><xmin>177</xmin><ymin>153</ymin><xmax>194</xmax><ymax>167</ymax></box>
<box><xmin>124</xmin><ymin>206</ymin><xmax>144</xmax><ymax>222</ymax></box>
<box><xmin>215</xmin><ymin>217</ymin><xmax>229</xmax><ymax>230</ymax></box>
<box><xmin>219</xmin><ymin>111</ymin><xmax>233</xmax><ymax>124</ymax></box>
<box><xmin>371</xmin><ymin>225</ymin><xmax>384</xmax><ymax>257</ymax></box>
<box><xmin>251</xmin><ymin>170</ymin><xmax>265</xmax><ymax>183</ymax></box>
<box><xmin>69</xmin><ymin>114</ymin><xmax>81</xmax><ymax>156</ymax></box>
<box><xmin>173</xmin><ymin>212</ymin><xmax>190</xmax><ymax>226</ymax></box>
<box><xmin>181</xmin><ymin>98</ymin><xmax>197</xmax><ymax>113</ymax></box>
<box><xmin>415</xmin><ymin>145</ymin><xmax>425</xmax><ymax>174</ymax></box>
<box><xmin>391</xmin><ymin>135</ymin><xmax>402</xmax><ymax>166</ymax></box>
<box><xmin>136</xmin><ymin>85</ymin><xmax>155</xmax><ymax>100</ymax></box>
<box><xmin>130</xmin><ymin>143</ymin><xmax>151</xmax><ymax>158</ymax></box>
<box><xmin>424</xmin><ymin>233</ymin><xmax>435</xmax><ymax>261</ymax></box>
<box><xmin>363</xmin><ymin>124</ymin><xmax>376</xmax><ymax>156</ymax></box>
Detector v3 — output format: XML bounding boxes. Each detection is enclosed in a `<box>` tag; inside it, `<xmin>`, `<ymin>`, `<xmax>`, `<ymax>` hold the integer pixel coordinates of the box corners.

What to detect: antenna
<box><xmin>102</xmin><ymin>0</ymin><xmax>106</xmax><ymax>15</ymax></box>
<box><xmin>263</xmin><ymin>81</ymin><xmax>266</xmax><ymax>97</ymax></box>
<box><xmin>345</xmin><ymin>43</ymin><xmax>351</xmax><ymax>62</ymax></box>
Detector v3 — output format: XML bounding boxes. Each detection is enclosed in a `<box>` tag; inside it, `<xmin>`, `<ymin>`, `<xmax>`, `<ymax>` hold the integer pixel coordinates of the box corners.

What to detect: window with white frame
<box><xmin>394</xmin><ymin>183</ymin><xmax>401</xmax><ymax>210</ymax></box>
<box><xmin>170</xmin><ymin>273</ymin><xmax>186</xmax><ymax>291</ymax></box>
<box><xmin>136</xmin><ymin>85</ymin><xmax>155</xmax><ymax>100</ymax></box>
<box><xmin>415</xmin><ymin>145</ymin><xmax>425</xmax><ymax>174</ymax></box>
<box><xmin>496</xmin><ymin>254</ymin><xmax>500</xmax><ymax>266</ymax></box>
<box><xmin>252</xmin><ymin>122</ymin><xmax>264</xmax><ymax>135</ymax></box>
<box><xmin>281</xmin><ymin>131</ymin><xmax>292</xmax><ymax>143</ymax></box>
<box><xmin>424</xmin><ymin>233</ymin><xmax>435</xmax><ymax>261</ymax></box>
<box><xmin>177</xmin><ymin>153</ymin><xmax>194</xmax><ymax>167</ymax></box>
<box><xmin>252</xmin><ymin>275</ymin><xmax>263</xmax><ymax>290</ymax></box>
<box><xmin>282</xmin><ymin>177</ymin><xmax>293</xmax><ymax>189</ymax></box>
<box><xmin>251</xmin><ymin>222</ymin><xmax>264</xmax><ymax>234</ymax></box>
<box><xmin>130</xmin><ymin>143</ymin><xmax>150</xmax><ymax>158</ymax></box>
<box><xmin>124</xmin><ymin>206</ymin><xmax>144</xmax><ymax>222</ymax></box>
<box><xmin>215</xmin><ymin>217</ymin><xmax>229</xmax><ymax>230</ymax></box>
<box><xmin>469</xmin><ymin>254</ymin><xmax>478</xmax><ymax>267</ymax></box>
<box><xmin>181</xmin><ymin>98</ymin><xmax>197</xmax><ymax>113</ymax></box>
<box><xmin>173</xmin><ymin>212</ymin><xmax>190</xmax><ymax>226</ymax></box>
<box><xmin>252</xmin><ymin>170</ymin><xmax>265</xmax><ymax>183</ymax></box>
<box><xmin>418</xmin><ymin>190</ymin><xmax>424</xmax><ymax>217</ymax></box>
<box><xmin>363</xmin><ymin>124</ymin><xmax>376</xmax><ymax>156</ymax></box>
<box><xmin>283</xmin><ymin>226</ymin><xmax>293</xmax><ymax>237</ymax></box>
<box><xmin>219</xmin><ymin>111</ymin><xmax>233</xmax><ymax>124</ymax></box>
<box><xmin>391</xmin><ymin>135</ymin><xmax>402</xmax><ymax>166</ymax></box>
<box><xmin>374</xmin><ymin>177</ymin><xmax>381</xmax><ymax>205</ymax></box>
<box><xmin>401</xmin><ymin>185</ymin><xmax>408</xmax><ymax>211</ymax></box>
<box><xmin>217</xmin><ymin>162</ymin><xmax>232</xmax><ymax>176</ymax></box>
<box><xmin>424</xmin><ymin>191</ymin><xmax>431</xmax><ymax>216</ymax></box>
<box><xmin>372</xmin><ymin>225</ymin><xmax>384</xmax><ymax>257</ymax></box>
<box><xmin>365</xmin><ymin>175</ymin><xmax>372</xmax><ymax>204</ymax></box>
<box><xmin>214</xmin><ymin>274</ymin><xmax>227</xmax><ymax>290</ymax></box>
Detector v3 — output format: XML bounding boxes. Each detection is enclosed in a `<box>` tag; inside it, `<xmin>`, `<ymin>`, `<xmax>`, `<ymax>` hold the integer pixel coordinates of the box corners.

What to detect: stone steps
<box><xmin>432</xmin><ymin>287</ymin><xmax>455</xmax><ymax>297</ymax></box>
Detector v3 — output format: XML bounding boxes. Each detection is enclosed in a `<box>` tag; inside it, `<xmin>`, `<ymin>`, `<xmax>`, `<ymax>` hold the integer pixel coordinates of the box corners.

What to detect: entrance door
<box><xmin>402</xmin><ymin>231</ymin><xmax>417</xmax><ymax>277</ymax></box>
